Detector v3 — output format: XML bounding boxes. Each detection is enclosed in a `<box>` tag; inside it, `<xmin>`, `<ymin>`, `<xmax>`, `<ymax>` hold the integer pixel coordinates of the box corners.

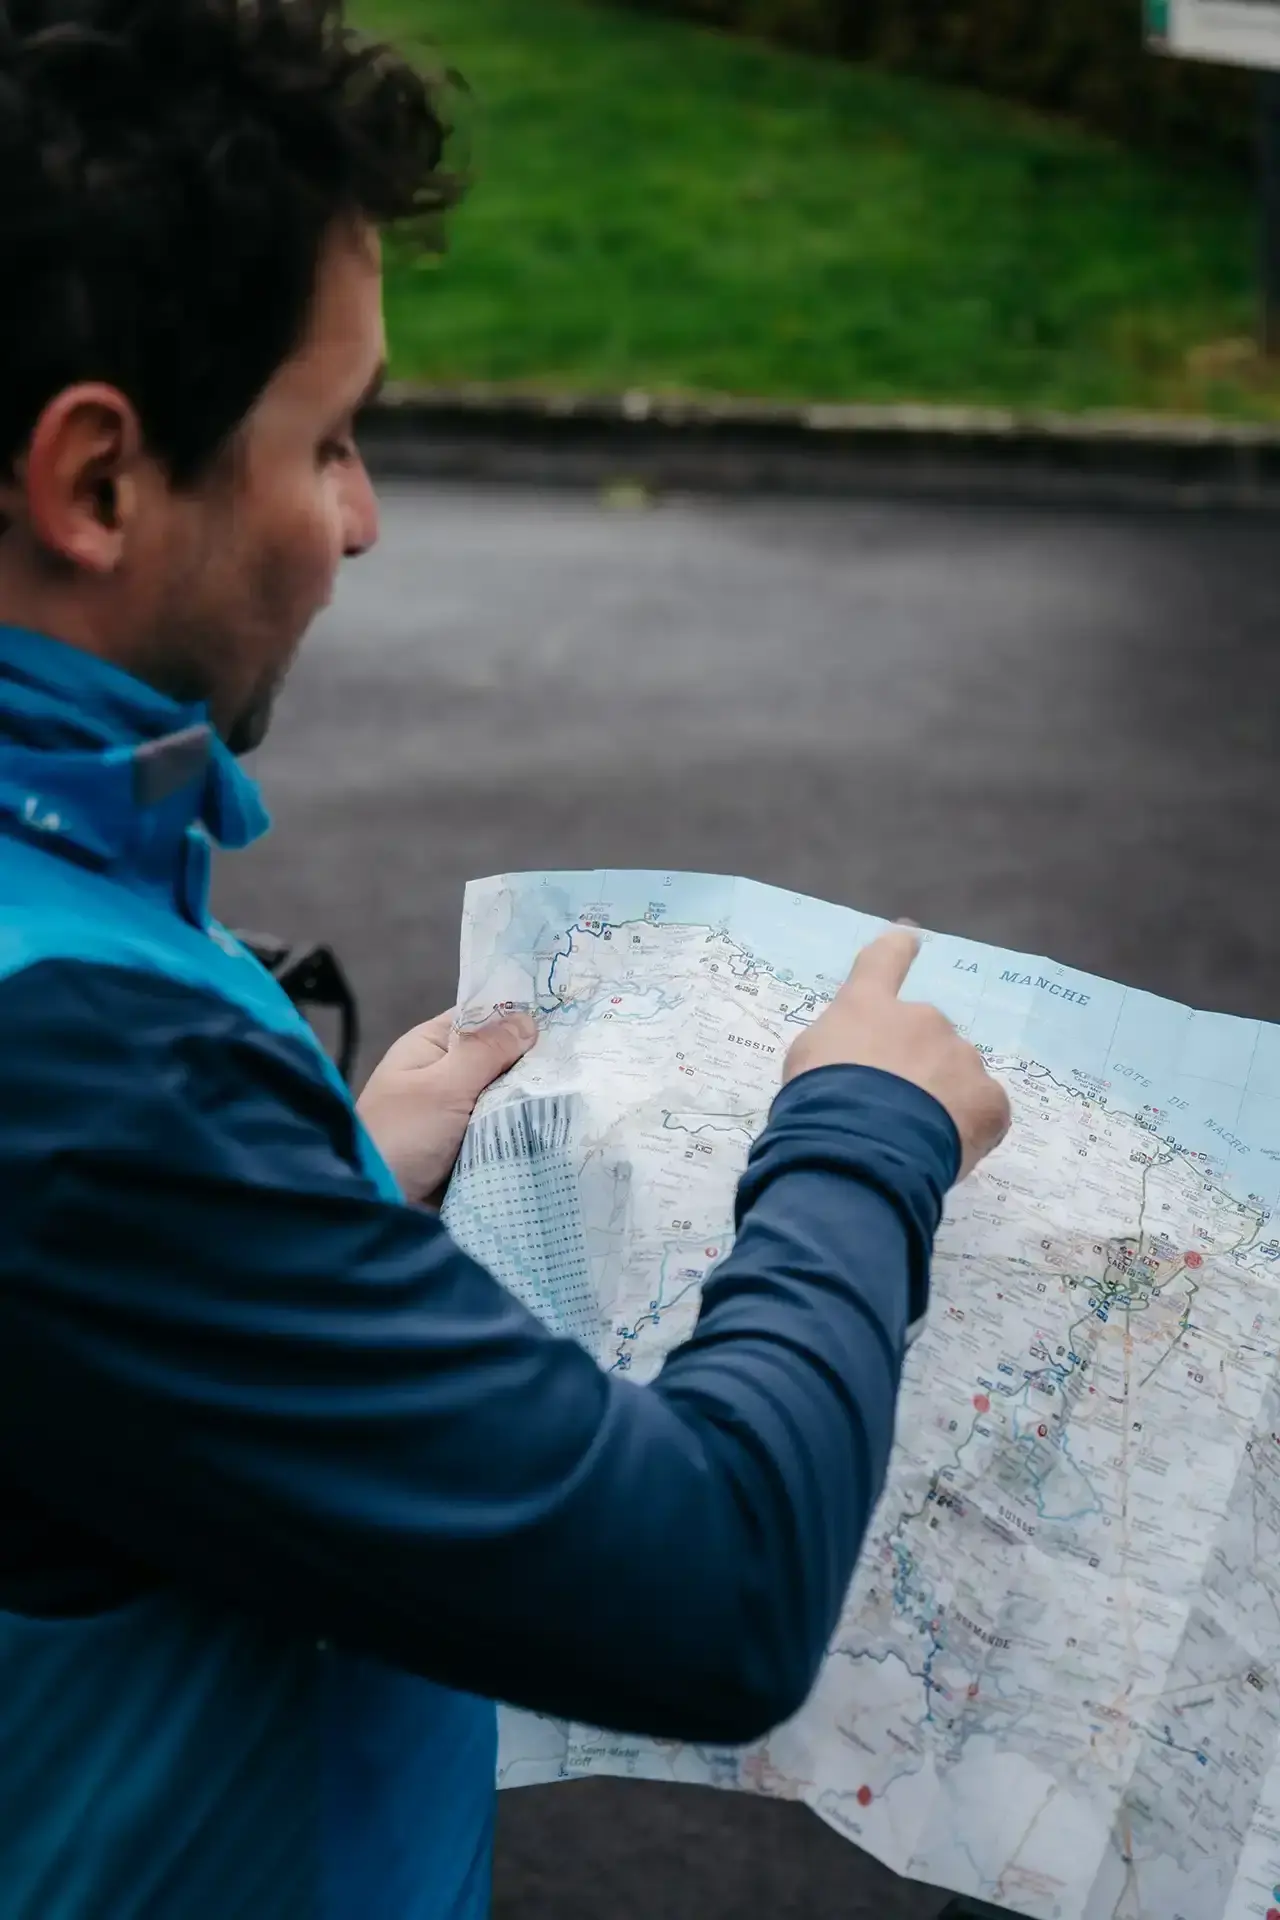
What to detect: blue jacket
<box><xmin>0</xmin><ymin>626</ymin><xmax>958</xmax><ymax>1919</ymax></box>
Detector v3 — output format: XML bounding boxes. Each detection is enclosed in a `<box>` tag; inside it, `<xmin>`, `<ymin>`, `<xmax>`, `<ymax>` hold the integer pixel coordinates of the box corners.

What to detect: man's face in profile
<box><xmin>146</xmin><ymin>218</ymin><xmax>387</xmax><ymax>755</ymax></box>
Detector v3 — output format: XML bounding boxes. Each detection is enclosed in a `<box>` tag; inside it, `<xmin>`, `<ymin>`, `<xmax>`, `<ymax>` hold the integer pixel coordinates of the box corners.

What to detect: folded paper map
<box><xmin>443</xmin><ymin>870</ymin><xmax>1280</xmax><ymax>1920</ymax></box>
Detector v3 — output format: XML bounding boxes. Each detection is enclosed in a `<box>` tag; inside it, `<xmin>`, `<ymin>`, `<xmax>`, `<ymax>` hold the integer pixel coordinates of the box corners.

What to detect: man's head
<box><xmin>0</xmin><ymin>0</ymin><xmax>456</xmax><ymax>752</ymax></box>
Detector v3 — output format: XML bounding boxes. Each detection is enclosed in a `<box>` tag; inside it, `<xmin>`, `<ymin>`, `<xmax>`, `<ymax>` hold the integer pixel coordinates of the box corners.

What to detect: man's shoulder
<box><xmin>0</xmin><ymin>826</ymin><xmax>325</xmax><ymax>1044</ymax></box>
<box><xmin>0</xmin><ymin>956</ymin><xmax>364</xmax><ymax>1179</ymax></box>
<box><xmin>0</xmin><ymin>951</ymin><xmax>332</xmax><ymax>1072</ymax></box>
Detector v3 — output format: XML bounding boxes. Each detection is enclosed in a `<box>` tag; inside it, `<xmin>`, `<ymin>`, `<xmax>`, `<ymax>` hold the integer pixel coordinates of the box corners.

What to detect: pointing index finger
<box><xmin>845</xmin><ymin>927</ymin><xmax>922</xmax><ymax>1000</ymax></box>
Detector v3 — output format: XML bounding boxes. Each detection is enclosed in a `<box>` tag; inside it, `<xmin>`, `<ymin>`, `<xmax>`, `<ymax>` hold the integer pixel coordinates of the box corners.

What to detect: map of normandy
<box><xmin>442</xmin><ymin>871</ymin><xmax>1280</xmax><ymax>1920</ymax></box>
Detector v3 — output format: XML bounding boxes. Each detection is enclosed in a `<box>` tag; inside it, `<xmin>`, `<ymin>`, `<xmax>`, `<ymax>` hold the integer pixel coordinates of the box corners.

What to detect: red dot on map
<box><xmin>1186</xmin><ymin>1252</ymin><xmax>1203</xmax><ymax>1269</ymax></box>
<box><xmin>705</xmin><ymin>1247</ymin><xmax>719</xmax><ymax>1259</ymax></box>
<box><xmin>973</xmin><ymin>1394</ymin><xmax>990</xmax><ymax>1414</ymax></box>
<box><xmin>1266</xmin><ymin>1908</ymin><xmax>1279</xmax><ymax>1920</ymax></box>
<box><xmin>856</xmin><ymin>1786</ymin><xmax>873</xmax><ymax>1808</ymax></box>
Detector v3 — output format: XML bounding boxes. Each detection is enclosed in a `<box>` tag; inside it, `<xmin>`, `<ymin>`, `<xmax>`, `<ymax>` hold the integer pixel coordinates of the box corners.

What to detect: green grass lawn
<box><xmin>356</xmin><ymin>0</ymin><xmax>1278</xmax><ymax>418</ymax></box>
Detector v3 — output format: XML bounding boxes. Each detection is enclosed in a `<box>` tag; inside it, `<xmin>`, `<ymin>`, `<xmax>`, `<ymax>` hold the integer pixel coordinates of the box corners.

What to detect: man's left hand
<box><xmin>357</xmin><ymin>1009</ymin><xmax>538</xmax><ymax>1204</ymax></box>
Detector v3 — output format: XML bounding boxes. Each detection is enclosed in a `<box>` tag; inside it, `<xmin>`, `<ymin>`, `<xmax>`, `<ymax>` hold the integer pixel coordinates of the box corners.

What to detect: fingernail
<box><xmin>504</xmin><ymin>1013</ymin><xmax>538</xmax><ymax>1046</ymax></box>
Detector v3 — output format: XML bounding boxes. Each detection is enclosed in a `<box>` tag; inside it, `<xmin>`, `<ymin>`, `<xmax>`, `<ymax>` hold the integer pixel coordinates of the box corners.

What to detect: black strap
<box><xmin>233</xmin><ymin>932</ymin><xmax>360</xmax><ymax>1085</ymax></box>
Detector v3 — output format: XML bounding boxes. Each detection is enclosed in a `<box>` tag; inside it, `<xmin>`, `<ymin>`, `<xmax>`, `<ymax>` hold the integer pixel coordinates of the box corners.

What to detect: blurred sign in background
<box><xmin>1150</xmin><ymin>0</ymin><xmax>1280</xmax><ymax>72</ymax></box>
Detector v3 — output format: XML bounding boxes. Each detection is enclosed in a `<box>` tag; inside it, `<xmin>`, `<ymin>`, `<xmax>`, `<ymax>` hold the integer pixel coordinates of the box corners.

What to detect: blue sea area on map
<box><xmin>485</xmin><ymin>869</ymin><xmax>1280</xmax><ymax>1219</ymax></box>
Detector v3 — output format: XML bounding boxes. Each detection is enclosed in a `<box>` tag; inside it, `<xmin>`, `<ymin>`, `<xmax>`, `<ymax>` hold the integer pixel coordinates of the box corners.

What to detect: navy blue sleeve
<box><xmin>0</xmin><ymin>961</ymin><xmax>958</xmax><ymax>1743</ymax></box>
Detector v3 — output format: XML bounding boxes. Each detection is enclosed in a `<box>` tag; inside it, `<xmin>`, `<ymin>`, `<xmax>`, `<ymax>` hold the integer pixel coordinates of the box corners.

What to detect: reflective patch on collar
<box><xmin>130</xmin><ymin>726</ymin><xmax>213</xmax><ymax>808</ymax></box>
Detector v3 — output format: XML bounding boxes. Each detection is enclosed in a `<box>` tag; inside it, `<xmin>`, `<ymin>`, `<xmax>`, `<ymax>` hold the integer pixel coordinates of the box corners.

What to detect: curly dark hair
<box><xmin>0</xmin><ymin>0</ymin><xmax>458</xmax><ymax>486</ymax></box>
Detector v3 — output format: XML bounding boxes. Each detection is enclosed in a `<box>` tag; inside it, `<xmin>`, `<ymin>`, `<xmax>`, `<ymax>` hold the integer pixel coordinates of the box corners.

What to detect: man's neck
<box><xmin>0</xmin><ymin>547</ymin><xmax>142</xmax><ymax>682</ymax></box>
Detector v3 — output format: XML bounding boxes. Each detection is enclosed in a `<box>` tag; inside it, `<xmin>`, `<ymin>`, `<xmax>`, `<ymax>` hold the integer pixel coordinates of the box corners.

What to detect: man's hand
<box><xmin>357</xmin><ymin>1009</ymin><xmax>537</xmax><ymax>1204</ymax></box>
<box><xmin>784</xmin><ymin>929</ymin><xmax>1011</xmax><ymax>1180</ymax></box>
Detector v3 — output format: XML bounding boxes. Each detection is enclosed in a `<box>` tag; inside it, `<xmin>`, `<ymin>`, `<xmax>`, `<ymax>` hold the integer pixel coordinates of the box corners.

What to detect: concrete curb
<box><xmin>359</xmin><ymin>383</ymin><xmax>1280</xmax><ymax>512</ymax></box>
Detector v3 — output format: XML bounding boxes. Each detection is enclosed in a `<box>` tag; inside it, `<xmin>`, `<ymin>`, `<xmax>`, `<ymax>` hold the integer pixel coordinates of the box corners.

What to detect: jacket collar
<box><xmin>0</xmin><ymin>627</ymin><xmax>270</xmax><ymax>913</ymax></box>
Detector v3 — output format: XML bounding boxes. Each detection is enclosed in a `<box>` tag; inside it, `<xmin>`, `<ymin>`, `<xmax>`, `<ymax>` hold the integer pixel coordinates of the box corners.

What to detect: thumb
<box><xmin>435</xmin><ymin>1013</ymin><xmax>538</xmax><ymax>1103</ymax></box>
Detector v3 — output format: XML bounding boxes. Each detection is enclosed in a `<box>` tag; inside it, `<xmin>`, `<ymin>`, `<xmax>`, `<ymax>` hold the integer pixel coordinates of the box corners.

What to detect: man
<box><xmin>0</xmin><ymin>3</ymin><xmax>1011</xmax><ymax>1916</ymax></box>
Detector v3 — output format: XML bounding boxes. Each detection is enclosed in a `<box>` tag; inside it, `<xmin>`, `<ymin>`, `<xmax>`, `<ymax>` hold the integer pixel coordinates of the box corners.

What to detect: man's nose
<box><xmin>342</xmin><ymin>455</ymin><xmax>380</xmax><ymax>559</ymax></box>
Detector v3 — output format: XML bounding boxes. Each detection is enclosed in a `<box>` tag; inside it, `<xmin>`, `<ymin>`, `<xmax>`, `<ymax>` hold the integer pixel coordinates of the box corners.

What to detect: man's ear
<box><xmin>21</xmin><ymin>384</ymin><xmax>144</xmax><ymax>575</ymax></box>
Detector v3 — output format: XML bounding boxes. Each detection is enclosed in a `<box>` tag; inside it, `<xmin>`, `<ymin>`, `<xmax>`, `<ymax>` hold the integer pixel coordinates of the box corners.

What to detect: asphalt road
<box><xmin>214</xmin><ymin>480</ymin><xmax>1280</xmax><ymax>1920</ymax></box>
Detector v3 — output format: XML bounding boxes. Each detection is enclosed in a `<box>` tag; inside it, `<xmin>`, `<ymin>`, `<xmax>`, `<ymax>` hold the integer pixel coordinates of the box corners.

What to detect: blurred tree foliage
<box><xmin>614</xmin><ymin>0</ymin><xmax>1254</xmax><ymax>165</ymax></box>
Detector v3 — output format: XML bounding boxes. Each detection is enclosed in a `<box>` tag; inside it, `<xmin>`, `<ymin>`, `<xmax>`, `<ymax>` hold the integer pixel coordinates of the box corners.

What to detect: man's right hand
<box><xmin>783</xmin><ymin>928</ymin><xmax>1011</xmax><ymax>1180</ymax></box>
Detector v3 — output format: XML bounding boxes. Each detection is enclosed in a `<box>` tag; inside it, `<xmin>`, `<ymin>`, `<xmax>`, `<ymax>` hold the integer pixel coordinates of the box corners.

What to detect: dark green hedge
<box><xmin>616</xmin><ymin>0</ymin><xmax>1255</xmax><ymax>165</ymax></box>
